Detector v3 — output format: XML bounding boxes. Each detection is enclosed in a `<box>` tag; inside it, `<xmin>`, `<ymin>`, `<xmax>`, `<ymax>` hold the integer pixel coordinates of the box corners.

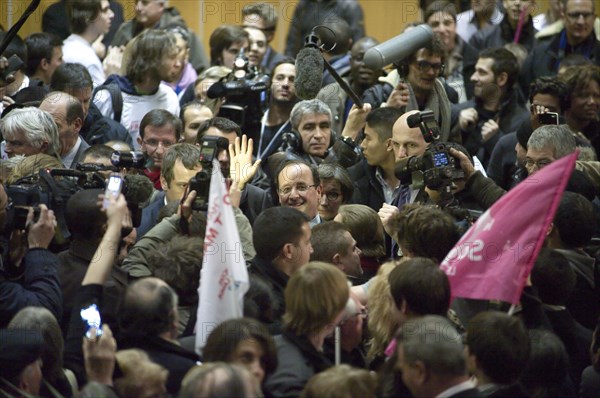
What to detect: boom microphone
<box><xmin>363</xmin><ymin>24</ymin><xmax>434</xmax><ymax>70</ymax></box>
<box><xmin>295</xmin><ymin>46</ymin><xmax>324</xmax><ymax>100</ymax></box>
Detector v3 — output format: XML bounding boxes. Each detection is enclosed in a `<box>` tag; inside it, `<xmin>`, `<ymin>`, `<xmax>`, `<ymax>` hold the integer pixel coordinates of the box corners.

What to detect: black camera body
<box><xmin>207</xmin><ymin>52</ymin><xmax>268</xmax><ymax>144</ymax></box>
<box><xmin>189</xmin><ymin>136</ymin><xmax>229</xmax><ymax>211</ymax></box>
<box><xmin>396</xmin><ymin>142</ymin><xmax>464</xmax><ymax>191</ymax></box>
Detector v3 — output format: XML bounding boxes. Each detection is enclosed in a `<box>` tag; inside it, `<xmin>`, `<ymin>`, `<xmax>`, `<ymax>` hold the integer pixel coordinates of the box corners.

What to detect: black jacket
<box><xmin>347</xmin><ymin>159</ymin><xmax>386</xmax><ymax>213</ymax></box>
<box><xmin>82</xmin><ymin>102</ymin><xmax>133</xmax><ymax>147</ymax></box>
<box><xmin>520</xmin><ymin>30</ymin><xmax>600</xmax><ymax>92</ymax></box>
<box><xmin>0</xmin><ymin>249</ymin><xmax>62</xmax><ymax>328</ymax></box>
<box><xmin>248</xmin><ymin>256</ymin><xmax>289</xmax><ymax>333</ymax></box>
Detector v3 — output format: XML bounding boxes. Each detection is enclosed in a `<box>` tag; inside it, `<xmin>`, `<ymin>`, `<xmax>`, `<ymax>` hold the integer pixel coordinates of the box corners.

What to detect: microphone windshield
<box><xmin>295</xmin><ymin>47</ymin><xmax>324</xmax><ymax>100</ymax></box>
<box><xmin>123</xmin><ymin>174</ymin><xmax>153</xmax><ymax>206</ymax></box>
<box><xmin>364</xmin><ymin>24</ymin><xmax>434</xmax><ymax>70</ymax></box>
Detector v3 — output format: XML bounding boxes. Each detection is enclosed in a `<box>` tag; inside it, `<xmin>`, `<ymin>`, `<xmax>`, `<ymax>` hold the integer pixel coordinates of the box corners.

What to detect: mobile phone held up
<box><xmin>103</xmin><ymin>173</ymin><xmax>123</xmax><ymax>209</ymax></box>
<box><xmin>538</xmin><ymin>112</ymin><xmax>559</xmax><ymax>126</ymax></box>
<box><xmin>80</xmin><ymin>303</ymin><xmax>103</xmax><ymax>339</ymax></box>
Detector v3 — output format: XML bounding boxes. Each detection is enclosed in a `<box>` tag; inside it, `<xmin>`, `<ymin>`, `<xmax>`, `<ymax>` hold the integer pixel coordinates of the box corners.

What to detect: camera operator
<box><xmin>0</xmin><ymin>183</ymin><xmax>62</xmax><ymax>327</ymax></box>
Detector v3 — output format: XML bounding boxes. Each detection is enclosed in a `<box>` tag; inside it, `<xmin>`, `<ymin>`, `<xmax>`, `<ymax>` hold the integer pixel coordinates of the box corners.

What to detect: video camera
<box><xmin>395</xmin><ymin>110</ymin><xmax>466</xmax><ymax>207</ymax></box>
<box><xmin>189</xmin><ymin>136</ymin><xmax>229</xmax><ymax>211</ymax></box>
<box><xmin>207</xmin><ymin>50</ymin><xmax>268</xmax><ymax>143</ymax></box>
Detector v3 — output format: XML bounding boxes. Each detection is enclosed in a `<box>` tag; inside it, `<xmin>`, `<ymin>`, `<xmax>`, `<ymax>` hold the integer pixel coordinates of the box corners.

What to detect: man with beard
<box><xmin>257</xmin><ymin>60</ymin><xmax>297</xmax><ymax>159</ymax></box>
<box><xmin>318</xmin><ymin>37</ymin><xmax>383</xmax><ymax>136</ymax></box>
<box><xmin>452</xmin><ymin>47</ymin><xmax>529</xmax><ymax>167</ymax></box>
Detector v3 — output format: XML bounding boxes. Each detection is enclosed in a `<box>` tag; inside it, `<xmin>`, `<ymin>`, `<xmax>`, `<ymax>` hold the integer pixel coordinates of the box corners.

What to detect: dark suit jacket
<box><xmin>136</xmin><ymin>191</ymin><xmax>166</xmax><ymax>240</ymax></box>
<box><xmin>67</xmin><ymin>138</ymin><xmax>90</xmax><ymax>169</ymax></box>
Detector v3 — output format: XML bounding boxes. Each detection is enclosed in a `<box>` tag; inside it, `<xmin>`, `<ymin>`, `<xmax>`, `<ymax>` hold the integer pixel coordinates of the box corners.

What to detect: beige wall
<box><xmin>1</xmin><ymin>0</ymin><xmax>558</xmax><ymax>53</ymax></box>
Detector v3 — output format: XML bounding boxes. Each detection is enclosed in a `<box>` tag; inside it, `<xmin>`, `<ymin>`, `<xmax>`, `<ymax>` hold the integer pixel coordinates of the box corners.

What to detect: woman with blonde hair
<box><xmin>264</xmin><ymin>262</ymin><xmax>350</xmax><ymax>397</ymax></box>
<box><xmin>365</xmin><ymin>260</ymin><xmax>402</xmax><ymax>371</ymax></box>
<box><xmin>7</xmin><ymin>153</ymin><xmax>64</xmax><ymax>184</ymax></box>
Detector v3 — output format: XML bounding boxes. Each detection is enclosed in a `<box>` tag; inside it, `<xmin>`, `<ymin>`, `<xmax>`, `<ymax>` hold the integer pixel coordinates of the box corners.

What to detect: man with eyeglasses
<box><xmin>521</xmin><ymin>0</ymin><xmax>600</xmax><ymax>87</ymax></box>
<box><xmin>453</xmin><ymin>47</ymin><xmax>529</xmax><ymax>167</ymax></box>
<box><xmin>138</xmin><ymin>109</ymin><xmax>181</xmax><ymax>190</ymax></box>
<box><xmin>276</xmin><ymin>159</ymin><xmax>323</xmax><ymax>227</ymax></box>
<box><xmin>362</xmin><ymin>36</ymin><xmax>457</xmax><ymax>142</ymax></box>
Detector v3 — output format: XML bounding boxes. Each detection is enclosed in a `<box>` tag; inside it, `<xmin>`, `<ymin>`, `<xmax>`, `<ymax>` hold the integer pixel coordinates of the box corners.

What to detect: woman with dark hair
<box><xmin>8</xmin><ymin>307</ymin><xmax>74</xmax><ymax>397</ymax></box>
<box><xmin>264</xmin><ymin>262</ymin><xmax>350</xmax><ymax>398</ymax></box>
<box><xmin>203</xmin><ymin>317</ymin><xmax>277</xmax><ymax>386</ymax></box>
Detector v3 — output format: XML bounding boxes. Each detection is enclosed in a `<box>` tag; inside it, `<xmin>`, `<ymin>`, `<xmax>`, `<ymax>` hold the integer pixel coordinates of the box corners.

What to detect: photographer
<box><xmin>0</xmin><ymin>183</ymin><xmax>62</xmax><ymax>327</ymax></box>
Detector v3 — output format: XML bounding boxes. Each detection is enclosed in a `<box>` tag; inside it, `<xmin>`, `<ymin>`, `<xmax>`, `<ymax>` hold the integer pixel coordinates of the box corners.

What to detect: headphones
<box><xmin>284</xmin><ymin>129</ymin><xmax>337</xmax><ymax>154</ymax></box>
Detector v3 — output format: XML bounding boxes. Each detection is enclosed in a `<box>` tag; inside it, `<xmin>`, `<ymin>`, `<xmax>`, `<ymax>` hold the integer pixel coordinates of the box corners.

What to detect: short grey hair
<box><xmin>397</xmin><ymin>315</ymin><xmax>466</xmax><ymax>377</ymax></box>
<box><xmin>527</xmin><ymin>125</ymin><xmax>576</xmax><ymax>159</ymax></box>
<box><xmin>290</xmin><ymin>99</ymin><xmax>333</xmax><ymax>131</ymax></box>
<box><xmin>0</xmin><ymin>107</ymin><xmax>61</xmax><ymax>158</ymax></box>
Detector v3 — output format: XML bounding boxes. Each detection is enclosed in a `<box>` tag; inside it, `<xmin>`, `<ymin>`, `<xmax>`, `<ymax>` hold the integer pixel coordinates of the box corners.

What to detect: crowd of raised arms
<box><xmin>1</xmin><ymin>0</ymin><xmax>600</xmax><ymax>397</ymax></box>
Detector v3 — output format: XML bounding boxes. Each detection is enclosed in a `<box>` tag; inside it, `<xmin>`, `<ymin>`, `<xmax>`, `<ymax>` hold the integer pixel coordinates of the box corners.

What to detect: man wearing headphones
<box><xmin>282</xmin><ymin>99</ymin><xmax>336</xmax><ymax>165</ymax></box>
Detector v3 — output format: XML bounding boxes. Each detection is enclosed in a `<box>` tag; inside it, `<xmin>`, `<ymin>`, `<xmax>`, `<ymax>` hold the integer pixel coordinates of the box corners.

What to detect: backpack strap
<box><xmin>93</xmin><ymin>83</ymin><xmax>123</xmax><ymax>123</ymax></box>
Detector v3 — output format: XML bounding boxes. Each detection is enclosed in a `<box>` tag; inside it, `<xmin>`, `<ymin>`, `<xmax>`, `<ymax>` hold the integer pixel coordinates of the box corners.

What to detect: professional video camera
<box><xmin>207</xmin><ymin>50</ymin><xmax>269</xmax><ymax>143</ymax></box>
<box><xmin>394</xmin><ymin>110</ymin><xmax>467</xmax><ymax>211</ymax></box>
<box><xmin>189</xmin><ymin>136</ymin><xmax>229</xmax><ymax>211</ymax></box>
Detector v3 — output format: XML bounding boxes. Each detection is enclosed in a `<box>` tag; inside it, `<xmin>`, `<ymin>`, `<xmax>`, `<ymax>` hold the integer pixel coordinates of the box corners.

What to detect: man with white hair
<box><xmin>0</xmin><ymin>107</ymin><xmax>61</xmax><ymax>160</ymax></box>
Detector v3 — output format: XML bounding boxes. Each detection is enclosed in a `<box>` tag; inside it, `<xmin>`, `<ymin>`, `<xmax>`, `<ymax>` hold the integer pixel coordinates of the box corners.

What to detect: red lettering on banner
<box><xmin>223</xmin><ymin>192</ymin><xmax>231</xmax><ymax>205</ymax></box>
<box><xmin>218</xmin><ymin>268</ymin><xmax>231</xmax><ymax>299</ymax></box>
<box><xmin>205</xmin><ymin>227</ymin><xmax>220</xmax><ymax>245</ymax></box>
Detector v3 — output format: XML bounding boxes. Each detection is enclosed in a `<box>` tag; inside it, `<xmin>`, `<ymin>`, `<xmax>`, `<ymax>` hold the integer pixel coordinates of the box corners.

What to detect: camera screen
<box><xmin>433</xmin><ymin>152</ymin><xmax>450</xmax><ymax>167</ymax></box>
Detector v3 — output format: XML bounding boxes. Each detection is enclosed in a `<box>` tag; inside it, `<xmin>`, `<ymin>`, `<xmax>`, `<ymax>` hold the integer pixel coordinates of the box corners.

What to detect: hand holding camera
<box><xmin>27</xmin><ymin>204</ymin><xmax>56</xmax><ymax>250</ymax></box>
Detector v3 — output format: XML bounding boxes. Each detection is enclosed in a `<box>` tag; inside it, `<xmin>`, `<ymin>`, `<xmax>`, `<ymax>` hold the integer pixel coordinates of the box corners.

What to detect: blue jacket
<box><xmin>0</xmin><ymin>248</ymin><xmax>62</xmax><ymax>327</ymax></box>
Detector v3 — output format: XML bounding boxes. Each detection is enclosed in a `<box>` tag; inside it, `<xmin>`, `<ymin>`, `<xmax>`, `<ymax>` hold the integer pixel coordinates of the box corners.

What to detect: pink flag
<box><xmin>440</xmin><ymin>152</ymin><xmax>577</xmax><ymax>304</ymax></box>
<box><xmin>195</xmin><ymin>159</ymin><xmax>249</xmax><ymax>352</ymax></box>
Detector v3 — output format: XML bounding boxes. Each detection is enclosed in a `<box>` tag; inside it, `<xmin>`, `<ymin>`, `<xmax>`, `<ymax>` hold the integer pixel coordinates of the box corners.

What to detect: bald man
<box><xmin>39</xmin><ymin>91</ymin><xmax>89</xmax><ymax>168</ymax></box>
<box><xmin>380</xmin><ymin>110</ymin><xmax>431</xmax><ymax>256</ymax></box>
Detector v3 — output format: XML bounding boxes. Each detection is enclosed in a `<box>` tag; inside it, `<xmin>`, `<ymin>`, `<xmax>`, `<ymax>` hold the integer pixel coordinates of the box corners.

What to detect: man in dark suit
<box><xmin>137</xmin><ymin>143</ymin><xmax>201</xmax><ymax>240</ymax></box>
<box><xmin>396</xmin><ymin>315</ymin><xmax>483</xmax><ymax>398</ymax></box>
<box><xmin>39</xmin><ymin>91</ymin><xmax>90</xmax><ymax>168</ymax></box>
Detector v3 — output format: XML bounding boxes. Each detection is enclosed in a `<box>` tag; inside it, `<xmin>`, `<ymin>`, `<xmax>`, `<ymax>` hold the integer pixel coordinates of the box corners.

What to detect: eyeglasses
<box><xmin>321</xmin><ymin>192</ymin><xmax>341</xmax><ymax>201</ymax></box>
<box><xmin>525</xmin><ymin>158</ymin><xmax>553</xmax><ymax>169</ymax></box>
<box><xmin>278</xmin><ymin>184</ymin><xmax>316</xmax><ymax>196</ymax></box>
<box><xmin>566</xmin><ymin>11</ymin><xmax>594</xmax><ymax>21</ymax></box>
<box><xmin>415</xmin><ymin>60</ymin><xmax>444</xmax><ymax>73</ymax></box>
<box><xmin>142</xmin><ymin>139</ymin><xmax>175</xmax><ymax>150</ymax></box>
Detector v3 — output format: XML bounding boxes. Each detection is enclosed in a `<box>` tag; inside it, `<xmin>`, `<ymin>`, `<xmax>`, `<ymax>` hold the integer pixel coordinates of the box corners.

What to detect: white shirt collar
<box><xmin>62</xmin><ymin>136</ymin><xmax>82</xmax><ymax>168</ymax></box>
<box><xmin>435</xmin><ymin>379</ymin><xmax>477</xmax><ymax>398</ymax></box>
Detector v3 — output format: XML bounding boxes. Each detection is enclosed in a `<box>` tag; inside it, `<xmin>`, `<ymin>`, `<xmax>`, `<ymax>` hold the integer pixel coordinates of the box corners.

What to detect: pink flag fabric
<box><xmin>195</xmin><ymin>160</ymin><xmax>249</xmax><ymax>352</ymax></box>
<box><xmin>440</xmin><ymin>152</ymin><xmax>577</xmax><ymax>304</ymax></box>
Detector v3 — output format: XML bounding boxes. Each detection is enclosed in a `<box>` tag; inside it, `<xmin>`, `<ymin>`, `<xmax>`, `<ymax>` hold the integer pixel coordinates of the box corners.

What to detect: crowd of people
<box><xmin>1</xmin><ymin>0</ymin><xmax>600</xmax><ymax>397</ymax></box>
